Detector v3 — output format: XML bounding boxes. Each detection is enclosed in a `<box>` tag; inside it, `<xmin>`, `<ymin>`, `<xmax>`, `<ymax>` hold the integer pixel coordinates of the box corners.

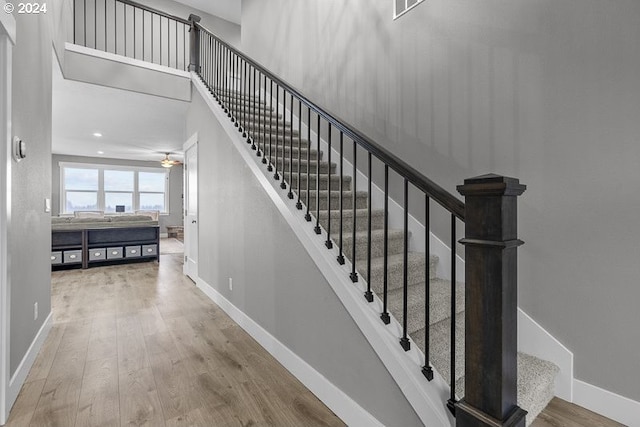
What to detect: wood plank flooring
<box><xmin>6</xmin><ymin>254</ymin><xmax>345</xmax><ymax>427</ymax></box>
<box><xmin>5</xmin><ymin>248</ymin><xmax>625</xmax><ymax>427</ymax></box>
<box><xmin>532</xmin><ymin>397</ymin><xmax>625</xmax><ymax>427</ymax></box>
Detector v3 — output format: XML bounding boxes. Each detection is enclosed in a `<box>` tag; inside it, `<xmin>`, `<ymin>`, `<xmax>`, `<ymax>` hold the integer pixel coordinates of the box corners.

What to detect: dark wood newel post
<box><xmin>455</xmin><ymin>174</ymin><xmax>527</xmax><ymax>427</ymax></box>
<box><xmin>188</xmin><ymin>14</ymin><xmax>201</xmax><ymax>72</ymax></box>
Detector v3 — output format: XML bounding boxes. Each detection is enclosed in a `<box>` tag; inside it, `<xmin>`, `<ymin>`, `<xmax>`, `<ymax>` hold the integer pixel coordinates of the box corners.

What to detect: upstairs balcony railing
<box><xmin>72</xmin><ymin>0</ymin><xmax>190</xmax><ymax>71</ymax></box>
<box><xmin>72</xmin><ymin>3</ymin><xmax>529</xmax><ymax>424</ymax></box>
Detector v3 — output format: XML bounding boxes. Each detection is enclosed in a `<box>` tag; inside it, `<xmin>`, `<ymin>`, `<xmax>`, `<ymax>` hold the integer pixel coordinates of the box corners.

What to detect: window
<box><xmin>61</xmin><ymin>163</ymin><xmax>170</xmax><ymax>214</ymax></box>
<box><xmin>394</xmin><ymin>0</ymin><xmax>424</xmax><ymax>19</ymax></box>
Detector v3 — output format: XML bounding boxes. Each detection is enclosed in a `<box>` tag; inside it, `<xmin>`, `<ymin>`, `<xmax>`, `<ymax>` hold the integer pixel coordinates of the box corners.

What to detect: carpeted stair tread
<box><xmin>290</xmin><ymin>173</ymin><xmax>351</xmax><ymax>192</ymax></box>
<box><xmin>245</xmin><ymin>123</ymin><xmax>300</xmax><ymax>137</ymax></box>
<box><xmin>256</xmin><ymin>142</ymin><xmax>321</xmax><ymax>161</ymax></box>
<box><xmin>214</xmin><ymin>89</ymin><xmax>263</xmax><ymax>102</ymax></box>
<box><xmin>359</xmin><ymin>252</ymin><xmax>436</xmax><ymax>292</ymax></box>
<box><xmin>255</xmin><ymin>134</ymin><xmax>311</xmax><ymax>147</ymax></box>
<box><xmin>453</xmin><ymin>353</ymin><xmax>559</xmax><ymax>426</ymax></box>
<box><xmin>335</xmin><ymin>228</ymin><xmax>406</xmax><ymax>260</ymax></box>
<box><xmin>318</xmin><ymin>208</ymin><xmax>382</xmax><ymax>233</ymax></box>
<box><xmin>302</xmin><ymin>189</ymin><xmax>368</xmax><ymax>211</ymax></box>
<box><xmin>269</xmin><ymin>158</ymin><xmax>336</xmax><ymax>174</ymax></box>
<box><xmin>413</xmin><ymin>314</ymin><xmax>465</xmax><ymax>384</ymax></box>
<box><xmin>387</xmin><ymin>278</ymin><xmax>465</xmax><ymax>335</ymax></box>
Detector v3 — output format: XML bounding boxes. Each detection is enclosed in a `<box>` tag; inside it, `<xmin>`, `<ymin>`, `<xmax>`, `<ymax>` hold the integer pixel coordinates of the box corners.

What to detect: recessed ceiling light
<box><xmin>93</xmin><ymin>132</ymin><xmax>102</xmax><ymax>137</ymax></box>
<box><xmin>97</xmin><ymin>151</ymin><xmax>104</xmax><ymax>154</ymax></box>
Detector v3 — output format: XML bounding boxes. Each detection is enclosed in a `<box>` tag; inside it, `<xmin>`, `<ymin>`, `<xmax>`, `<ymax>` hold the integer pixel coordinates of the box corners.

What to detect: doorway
<box><xmin>183</xmin><ymin>133</ymin><xmax>198</xmax><ymax>281</ymax></box>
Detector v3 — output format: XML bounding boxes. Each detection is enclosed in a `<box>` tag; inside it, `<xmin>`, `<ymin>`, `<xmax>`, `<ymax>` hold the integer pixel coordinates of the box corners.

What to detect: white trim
<box><xmin>58</xmin><ymin>161</ymin><xmax>169</xmax><ymax>173</ymax></box>
<box><xmin>6</xmin><ymin>313</ymin><xmax>52</xmax><ymax>411</ymax></box>
<box><xmin>65</xmin><ymin>42</ymin><xmax>191</xmax><ymax>78</ymax></box>
<box><xmin>193</xmin><ymin>74</ymin><xmax>452</xmax><ymax>426</ymax></box>
<box><xmin>159</xmin><ymin>232</ymin><xmax>169</xmax><ymax>238</ymax></box>
<box><xmin>573</xmin><ymin>379</ymin><xmax>640</xmax><ymax>427</ymax></box>
<box><xmin>194</xmin><ymin>276</ymin><xmax>386</xmax><ymax>427</ymax></box>
<box><xmin>0</xmin><ymin>20</ymin><xmax>14</xmax><ymax>425</ymax></box>
<box><xmin>517</xmin><ymin>309</ymin><xmax>574</xmax><ymax>401</ymax></box>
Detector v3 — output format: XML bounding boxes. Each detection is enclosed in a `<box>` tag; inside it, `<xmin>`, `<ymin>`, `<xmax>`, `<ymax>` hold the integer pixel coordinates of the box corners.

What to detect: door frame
<box><xmin>0</xmin><ymin>10</ymin><xmax>16</xmax><ymax>425</ymax></box>
<box><xmin>182</xmin><ymin>133</ymin><xmax>198</xmax><ymax>280</ymax></box>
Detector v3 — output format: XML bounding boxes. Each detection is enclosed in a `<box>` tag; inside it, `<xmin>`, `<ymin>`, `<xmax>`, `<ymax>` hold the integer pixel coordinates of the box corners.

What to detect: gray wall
<box><xmin>9</xmin><ymin>12</ymin><xmax>53</xmax><ymax>376</ymax></box>
<box><xmin>51</xmin><ymin>154</ymin><xmax>183</xmax><ymax>233</ymax></box>
<box><xmin>241</xmin><ymin>0</ymin><xmax>640</xmax><ymax>402</ymax></box>
<box><xmin>186</xmin><ymin>88</ymin><xmax>423</xmax><ymax>426</ymax></box>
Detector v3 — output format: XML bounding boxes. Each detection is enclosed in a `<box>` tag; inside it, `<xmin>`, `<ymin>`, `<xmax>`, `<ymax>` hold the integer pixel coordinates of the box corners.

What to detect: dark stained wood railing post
<box><xmin>188</xmin><ymin>14</ymin><xmax>201</xmax><ymax>72</ymax></box>
<box><xmin>455</xmin><ymin>174</ymin><xmax>527</xmax><ymax>427</ymax></box>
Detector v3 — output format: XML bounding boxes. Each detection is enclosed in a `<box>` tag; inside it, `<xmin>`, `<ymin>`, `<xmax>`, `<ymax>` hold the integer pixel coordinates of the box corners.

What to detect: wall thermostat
<box><xmin>13</xmin><ymin>136</ymin><xmax>26</xmax><ymax>162</ymax></box>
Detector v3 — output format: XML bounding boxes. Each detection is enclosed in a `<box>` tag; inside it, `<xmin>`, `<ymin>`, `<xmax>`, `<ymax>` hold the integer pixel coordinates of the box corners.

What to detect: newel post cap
<box><xmin>457</xmin><ymin>173</ymin><xmax>526</xmax><ymax>197</ymax></box>
<box><xmin>188</xmin><ymin>14</ymin><xmax>201</xmax><ymax>24</ymax></box>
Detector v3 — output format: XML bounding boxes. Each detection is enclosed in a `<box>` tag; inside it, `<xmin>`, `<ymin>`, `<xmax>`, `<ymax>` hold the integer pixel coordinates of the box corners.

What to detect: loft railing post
<box><xmin>188</xmin><ymin>14</ymin><xmax>201</xmax><ymax>72</ymax></box>
<box><xmin>456</xmin><ymin>174</ymin><xmax>527</xmax><ymax>427</ymax></box>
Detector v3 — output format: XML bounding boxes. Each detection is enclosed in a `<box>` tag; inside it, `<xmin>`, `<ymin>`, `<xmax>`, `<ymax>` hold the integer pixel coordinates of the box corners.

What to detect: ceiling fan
<box><xmin>160</xmin><ymin>152</ymin><xmax>183</xmax><ymax>168</ymax></box>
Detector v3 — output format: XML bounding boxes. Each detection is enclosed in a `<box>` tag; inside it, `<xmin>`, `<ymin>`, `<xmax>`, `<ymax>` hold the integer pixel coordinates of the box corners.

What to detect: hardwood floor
<box><xmin>532</xmin><ymin>397</ymin><xmax>625</xmax><ymax>427</ymax></box>
<box><xmin>6</xmin><ymin>254</ymin><xmax>345</xmax><ymax>427</ymax></box>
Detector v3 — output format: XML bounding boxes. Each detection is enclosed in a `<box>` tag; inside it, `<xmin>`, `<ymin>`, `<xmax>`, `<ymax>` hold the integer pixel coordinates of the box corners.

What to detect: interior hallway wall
<box><xmin>9</xmin><ymin>11</ymin><xmax>53</xmax><ymax>377</ymax></box>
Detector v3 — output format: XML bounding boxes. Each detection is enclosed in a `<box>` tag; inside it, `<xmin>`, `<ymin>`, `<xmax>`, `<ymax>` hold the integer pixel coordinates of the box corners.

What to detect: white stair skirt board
<box><xmin>573</xmin><ymin>380</ymin><xmax>640</xmax><ymax>427</ymax></box>
<box><xmin>265</xmin><ymin>91</ymin><xmax>575</xmax><ymax>403</ymax></box>
<box><xmin>193</xmin><ymin>74</ymin><xmax>453</xmax><ymax>426</ymax></box>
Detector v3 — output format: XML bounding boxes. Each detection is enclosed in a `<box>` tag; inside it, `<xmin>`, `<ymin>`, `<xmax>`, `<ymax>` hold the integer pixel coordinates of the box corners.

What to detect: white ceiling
<box><xmin>173</xmin><ymin>0</ymin><xmax>241</xmax><ymax>25</ymax></box>
<box><xmin>52</xmin><ymin>61</ymin><xmax>190</xmax><ymax>163</ymax></box>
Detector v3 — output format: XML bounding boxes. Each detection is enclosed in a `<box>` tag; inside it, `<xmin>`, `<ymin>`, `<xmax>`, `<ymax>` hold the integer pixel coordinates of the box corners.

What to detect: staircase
<box><xmin>212</xmin><ymin>88</ymin><xmax>559</xmax><ymax>425</ymax></box>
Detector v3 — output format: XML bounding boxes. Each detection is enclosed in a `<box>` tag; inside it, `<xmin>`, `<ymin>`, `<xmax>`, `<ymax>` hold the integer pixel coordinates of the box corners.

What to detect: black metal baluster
<box><xmin>261</xmin><ymin>75</ymin><xmax>267</xmax><ymax>163</ymax></box>
<box><xmin>114</xmin><ymin>0</ymin><xmax>117</xmax><ymax>54</ymax></box>
<box><xmin>314</xmin><ymin>114</ymin><xmax>321</xmax><ymax>235</ymax></box>
<box><xmin>84</xmin><ymin>0</ymin><xmax>87</xmax><ymax>46</ymax></box>
<box><xmin>325</xmin><ymin>123</ymin><xmax>332</xmax><ymax>248</ymax></box>
<box><xmin>73</xmin><ymin>0</ymin><xmax>76</xmax><ymax>44</ymax></box>
<box><xmin>400</xmin><ymin>178</ymin><xmax>411</xmax><ymax>351</ymax></box>
<box><xmin>296</xmin><ymin>100</ymin><xmax>303</xmax><ymax>210</ymax></box>
<box><xmin>422</xmin><ymin>195</ymin><xmax>434</xmax><ymax>380</ymax></box>
<box><xmin>274</xmin><ymin>85</ymin><xmax>280</xmax><ymax>180</ymax></box>
<box><xmin>304</xmin><ymin>107</ymin><xmax>312</xmax><ymax>222</ymax></box>
<box><xmin>123</xmin><ymin>3</ymin><xmax>126</xmax><ymax>56</ymax></box>
<box><xmin>350</xmin><ymin>142</ymin><xmax>358</xmax><ymax>283</ymax></box>
<box><xmin>142</xmin><ymin>9</ymin><xmax>144</xmax><ymax>60</ymax></box>
<box><xmin>94</xmin><ymin>0</ymin><xmax>97</xmax><ymax>49</ymax></box>
<box><xmin>223</xmin><ymin>47</ymin><xmax>229</xmax><ymax>114</ymax></box>
<box><xmin>133</xmin><ymin>6</ymin><xmax>135</xmax><ymax>58</ymax></box>
<box><xmin>447</xmin><ymin>214</ymin><xmax>457</xmax><ymax>413</ymax></box>
<box><xmin>267</xmin><ymin>79</ymin><xmax>273</xmax><ymax>172</ymax></box>
<box><xmin>252</xmin><ymin>67</ymin><xmax>258</xmax><ymax>151</ymax></box>
<box><xmin>104</xmin><ymin>0</ymin><xmax>107</xmax><ymax>51</ymax></box>
<box><xmin>365</xmin><ymin>152</ymin><xmax>373</xmax><ymax>302</ymax></box>
<box><xmin>381</xmin><ymin>165</ymin><xmax>390</xmax><ymax>324</ymax></box>
<box><xmin>175</xmin><ymin>20</ymin><xmax>178</xmax><ymax>69</ymax></box>
<box><xmin>287</xmin><ymin>94</ymin><xmax>294</xmax><ymax>197</ymax></box>
<box><xmin>337</xmin><ymin>132</ymin><xmax>345</xmax><ymax>265</ymax></box>
<box><xmin>242</xmin><ymin>61</ymin><xmax>248</xmax><ymax>137</ymax></box>
<box><xmin>280</xmin><ymin>91</ymin><xmax>288</xmax><ymax>189</ymax></box>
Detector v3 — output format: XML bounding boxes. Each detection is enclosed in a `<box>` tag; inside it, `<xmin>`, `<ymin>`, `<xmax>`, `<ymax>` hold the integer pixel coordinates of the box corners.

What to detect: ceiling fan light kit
<box><xmin>161</xmin><ymin>153</ymin><xmax>182</xmax><ymax>168</ymax></box>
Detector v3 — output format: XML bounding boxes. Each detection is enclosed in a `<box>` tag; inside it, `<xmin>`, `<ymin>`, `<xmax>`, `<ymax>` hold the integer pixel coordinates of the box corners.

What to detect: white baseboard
<box><xmin>573</xmin><ymin>379</ymin><xmax>640</xmax><ymax>427</ymax></box>
<box><xmin>194</xmin><ymin>277</ymin><xmax>385</xmax><ymax>427</ymax></box>
<box><xmin>6</xmin><ymin>312</ymin><xmax>52</xmax><ymax>412</ymax></box>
